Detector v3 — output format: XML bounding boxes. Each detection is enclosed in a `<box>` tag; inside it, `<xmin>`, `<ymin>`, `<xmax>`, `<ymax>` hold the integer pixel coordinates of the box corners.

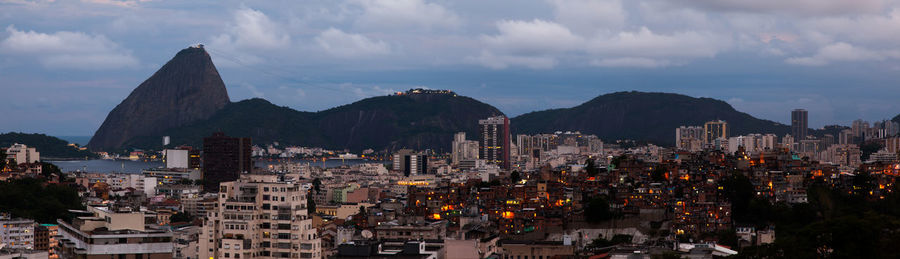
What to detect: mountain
<box><xmin>0</xmin><ymin>132</ymin><xmax>97</xmax><ymax>159</ymax></box>
<box><xmin>120</xmin><ymin>91</ymin><xmax>503</xmax><ymax>152</ymax></box>
<box><xmin>88</xmin><ymin>46</ymin><xmax>230</xmax><ymax>151</ymax></box>
<box><xmin>511</xmin><ymin>91</ymin><xmax>790</xmax><ymax>145</ymax></box>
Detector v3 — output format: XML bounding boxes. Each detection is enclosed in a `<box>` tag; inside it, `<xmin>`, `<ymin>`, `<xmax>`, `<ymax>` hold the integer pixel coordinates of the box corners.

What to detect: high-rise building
<box><xmin>761</xmin><ymin>134</ymin><xmax>777</xmax><ymax>151</ymax></box>
<box><xmin>791</xmin><ymin>109</ymin><xmax>808</xmax><ymax>142</ymax></box>
<box><xmin>839</xmin><ymin>129</ymin><xmax>853</xmax><ymax>145</ymax></box>
<box><xmin>675</xmin><ymin>126</ymin><xmax>704</xmax><ymax>151</ymax></box>
<box><xmin>393</xmin><ymin>149</ymin><xmax>428</xmax><ymax>176</ymax></box>
<box><xmin>202</xmin><ymin>132</ymin><xmax>252</xmax><ymax>192</ymax></box>
<box><xmin>198</xmin><ymin>174</ymin><xmax>322</xmax><ymax>259</ymax></box>
<box><xmin>703</xmin><ymin>120</ymin><xmax>728</xmax><ymax>145</ymax></box>
<box><xmin>852</xmin><ymin>119</ymin><xmax>869</xmax><ymax>138</ymax></box>
<box><xmin>163</xmin><ymin>149</ymin><xmax>189</xmax><ymax>169</ymax></box>
<box><xmin>451</xmin><ymin>132</ymin><xmax>479</xmax><ymax>165</ymax></box>
<box><xmin>479</xmin><ymin>116</ymin><xmax>511</xmax><ymax>170</ymax></box>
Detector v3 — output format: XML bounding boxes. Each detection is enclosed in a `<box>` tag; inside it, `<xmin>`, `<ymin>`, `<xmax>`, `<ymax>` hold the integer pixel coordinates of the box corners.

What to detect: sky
<box><xmin>2</xmin><ymin>0</ymin><xmax>900</xmax><ymax>136</ymax></box>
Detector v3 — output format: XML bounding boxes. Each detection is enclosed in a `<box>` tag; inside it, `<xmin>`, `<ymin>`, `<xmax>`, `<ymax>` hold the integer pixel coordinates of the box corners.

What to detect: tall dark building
<box><xmin>792</xmin><ymin>109</ymin><xmax>808</xmax><ymax>142</ymax></box>
<box><xmin>479</xmin><ymin>116</ymin><xmax>510</xmax><ymax>170</ymax></box>
<box><xmin>202</xmin><ymin>132</ymin><xmax>252</xmax><ymax>192</ymax></box>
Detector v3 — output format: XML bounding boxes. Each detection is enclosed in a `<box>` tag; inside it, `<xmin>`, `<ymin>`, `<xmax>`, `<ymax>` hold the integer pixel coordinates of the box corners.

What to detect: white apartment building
<box><xmin>55</xmin><ymin>206</ymin><xmax>174</xmax><ymax>258</ymax></box>
<box><xmin>199</xmin><ymin>173</ymin><xmax>322</xmax><ymax>259</ymax></box>
<box><xmin>5</xmin><ymin>144</ymin><xmax>39</xmax><ymax>164</ymax></box>
<box><xmin>0</xmin><ymin>215</ymin><xmax>34</xmax><ymax>250</ymax></box>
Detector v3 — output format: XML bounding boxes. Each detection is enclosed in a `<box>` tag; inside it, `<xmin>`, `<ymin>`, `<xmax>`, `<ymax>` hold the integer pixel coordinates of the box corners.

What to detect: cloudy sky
<box><xmin>2</xmin><ymin>0</ymin><xmax>900</xmax><ymax>136</ymax></box>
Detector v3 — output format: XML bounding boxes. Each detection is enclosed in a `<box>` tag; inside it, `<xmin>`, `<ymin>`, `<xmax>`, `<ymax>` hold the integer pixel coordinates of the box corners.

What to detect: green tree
<box><xmin>170</xmin><ymin>211</ymin><xmax>193</xmax><ymax>223</ymax></box>
<box><xmin>510</xmin><ymin>171</ymin><xmax>521</xmax><ymax>183</ymax></box>
<box><xmin>585</xmin><ymin>159</ymin><xmax>599</xmax><ymax>177</ymax></box>
<box><xmin>585</xmin><ymin>196</ymin><xmax>614</xmax><ymax>223</ymax></box>
<box><xmin>651</xmin><ymin>166</ymin><xmax>667</xmax><ymax>182</ymax></box>
<box><xmin>0</xmin><ymin>178</ymin><xmax>83</xmax><ymax>223</ymax></box>
<box><xmin>40</xmin><ymin>162</ymin><xmax>62</xmax><ymax>178</ymax></box>
<box><xmin>0</xmin><ymin>149</ymin><xmax>6</xmax><ymax>170</ymax></box>
<box><xmin>307</xmin><ymin>193</ymin><xmax>317</xmax><ymax>215</ymax></box>
<box><xmin>312</xmin><ymin>178</ymin><xmax>322</xmax><ymax>193</ymax></box>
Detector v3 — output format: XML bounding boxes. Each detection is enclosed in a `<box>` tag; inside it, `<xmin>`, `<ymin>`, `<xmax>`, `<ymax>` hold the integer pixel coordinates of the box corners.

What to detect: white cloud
<box><xmin>548</xmin><ymin>0</ymin><xmax>626</xmax><ymax>34</ymax></box>
<box><xmin>786</xmin><ymin>42</ymin><xmax>888</xmax><ymax>66</ymax></box>
<box><xmin>352</xmin><ymin>0</ymin><xmax>461</xmax><ymax>30</ymax></box>
<box><xmin>81</xmin><ymin>0</ymin><xmax>150</xmax><ymax>8</ymax></box>
<box><xmin>315</xmin><ymin>28</ymin><xmax>389</xmax><ymax>58</ymax></box>
<box><xmin>468</xmin><ymin>50</ymin><xmax>558</xmax><ymax>70</ymax></box>
<box><xmin>483</xmin><ymin>19</ymin><xmax>584</xmax><ymax>54</ymax></box>
<box><xmin>212</xmin><ymin>7</ymin><xmax>290</xmax><ymax>50</ymax></box>
<box><xmin>674</xmin><ymin>0</ymin><xmax>886</xmax><ymax>16</ymax></box>
<box><xmin>471</xmin><ymin>19</ymin><xmax>582</xmax><ymax>69</ymax></box>
<box><xmin>588</xmin><ymin>27</ymin><xmax>724</xmax><ymax>58</ymax></box>
<box><xmin>472</xmin><ymin>17</ymin><xmax>726</xmax><ymax>69</ymax></box>
<box><xmin>0</xmin><ymin>25</ymin><xmax>138</xmax><ymax>69</ymax></box>
<box><xmin>590</xmin><ymin>57</ymin><xmax>673</xmax><ymax>68</ymax></box>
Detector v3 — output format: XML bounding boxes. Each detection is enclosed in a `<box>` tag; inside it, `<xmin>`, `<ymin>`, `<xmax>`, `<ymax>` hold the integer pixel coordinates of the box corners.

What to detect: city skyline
<box><xmin>3</xmin><ymin>0</ymin><xmax>900</xmax><ymax>135</ymax></box>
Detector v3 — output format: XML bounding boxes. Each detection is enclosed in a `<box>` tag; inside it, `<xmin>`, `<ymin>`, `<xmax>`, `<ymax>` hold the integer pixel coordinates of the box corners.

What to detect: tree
<box><xmin>170</xmin><ymin>211</ymin><xmax>193</xmax><ymax>223</ymax></box>
<box><xmin>510</xmin><ymin>171</ymin><xmax>521</xmax><ymax>183</ymax></box>
<box><xmin>0</xmin><ymin>149</ymin><xmax>5</xmax><ymax>170</ymax></box>
<box><xmin>651</xmin><ymin>166</ymin><xmax>667</xmax><ymax>182</ymax></box>
<box><xmin>312</xmin><ymin>178</ymin><xmax>322</xmax><ymax>194</ymax></box>
<box><xmin>585</xmin><ymin>159</ymin><xmax>599</xmax><ymax>177</ymax></box>
<box><xmin>0</xmin><ymin>178</ymin><xmax>83</xmax><ymax>223</ymax></box>
<box><xmin>307</xmin><ymin>194</ymin><xmax>317</xmax><ymax>215</ymax></box>
<box><xmin>585</xmin><ymin>196</ymin><xmax>614</xmax><ymax>223</ymax></box>
<box><xmin>41</xmin><ymin>162</ymin><xmax>62</xmax><ymax>178</ymax></box>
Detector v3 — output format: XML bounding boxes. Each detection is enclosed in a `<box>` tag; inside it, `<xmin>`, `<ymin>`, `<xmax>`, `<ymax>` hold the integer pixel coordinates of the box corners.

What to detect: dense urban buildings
<box><xmin>6</xmin><ymin>103</ymin><xmax>900</xmax><ymax>258</ymax></box>
<box><xmin>202</xmin><ymin>132</ymin><xmax>252</xmax><ymax>192</ymax></box>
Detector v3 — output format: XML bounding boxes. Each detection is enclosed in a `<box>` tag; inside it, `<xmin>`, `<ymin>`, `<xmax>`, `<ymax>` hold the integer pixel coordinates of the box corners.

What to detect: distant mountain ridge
<box><xmin>511</xmin><ymin>91</ymin><xmax>791</xmax><ymax>145</ymax></box>
<box><xmin>88</xmin><ymin>46</ymin><xmax>230</xmax><ymax>151</ymax></box>
<box><xmin>122</xmin><ymin>92</ymin><xmax>503</xmax><ymax>152</ymax></box>
<box><xmin>86</xmin><ymin>47</ymin><xmax>833</xmax><ymax>152</ymax></box>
